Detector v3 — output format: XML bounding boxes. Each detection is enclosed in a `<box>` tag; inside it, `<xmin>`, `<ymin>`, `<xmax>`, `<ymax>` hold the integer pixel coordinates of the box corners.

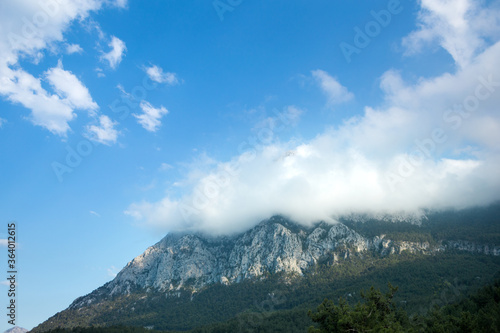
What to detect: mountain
<box><xmin>69</xmin><ymin>217</ymin><xmax>440</xmax><ymax>300</ymax></box>
<box><xmin>32</xmin><ymin>205</ymin><xmax>500</xmax><ymax>332</ymax></box>
<box><xmin>4</xmin><ymin>327</ymin><xmax>28</xmax><ymax>333</ymax></box>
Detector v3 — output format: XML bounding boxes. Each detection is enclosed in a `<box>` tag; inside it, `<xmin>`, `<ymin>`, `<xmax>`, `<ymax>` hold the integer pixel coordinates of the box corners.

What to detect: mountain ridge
<box><xmin>32</xmin><ymin>206</ymin><xmax>500</xmax><ymax>332</ymax></box>
<box><xmin>68</xmin><ymin>215</ymin><xmax>498</xmax><ymax>309</ymax></box>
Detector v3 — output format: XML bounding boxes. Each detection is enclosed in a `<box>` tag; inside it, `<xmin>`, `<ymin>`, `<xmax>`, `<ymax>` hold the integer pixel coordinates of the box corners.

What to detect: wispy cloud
<box><xmin>90</xmin><ymin>210</ymin><xmax>101</xmax><ymax>217</ymax></box>
<box><xmin>86</xmin><ymin>115</ymin><xmax>119</xmax><ymax>145</ymax></box>
<box><xmin>107</xmin><ymin>266</ymin><xmax>119</xmax><ymax>278</ymax></box>
<box><xmin>95</xmin><ymin>67</ymin><xmax>105</xmax><ymax>78</ymax></box>
<box><xmin>108</xmin><ymin>0</ymin><xmax>128</xmax><ymax>9</ymax></box>
<box><xmin>144</xmin><ymin>64</ymin><xmax>179</xmax><ymax>85</ymax></box>
<box><xmin>159</xmin><ymin>163</ymin><xmax>173</xmax><ymax>171</ymax></box>
<box><xmin>402</xmin><ymin>0</ymin><xmax>500</xmax><ymax>68</ymax></box>
<box><xmin>312</xmin><ymin>69</ymin><xmax>354</xmax><ymax>108</ymax></box>
<box><xmin>133</xmin><ymin>101</ymin><xmax>169</xmax><ymax>132</ymax></box>
<box><xmin>253</xmin><ymin>105</ymin><xmax>303</xmax><ymax>132</ymax></box>
<box><xmin>101</xmin><ymin>36</ymin><xmax>126</xmax><ymax>69</ymax></box>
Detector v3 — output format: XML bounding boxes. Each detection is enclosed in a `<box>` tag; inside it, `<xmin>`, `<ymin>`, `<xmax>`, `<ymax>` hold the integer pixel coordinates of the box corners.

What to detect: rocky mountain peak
<box><xmin>3</xmin><ymin>327</ymin><xmax>28</xmax><ymax>333</ymax></box>
<box><xmin>68</xmin><ymin>215</ymin><xmax>499</xmax><ymax>310</ymax></box>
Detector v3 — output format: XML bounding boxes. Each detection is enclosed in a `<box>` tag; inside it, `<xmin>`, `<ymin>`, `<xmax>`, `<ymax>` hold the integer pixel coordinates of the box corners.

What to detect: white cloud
<box><xmin>133</xmin><ymin>101</ymin><xmax>169</xmax><ymax>132</ymax></box>
<box><xmin>90</xmin><ymin>210</ymin><xmax>101</xmax><ymax>217</ymax></box>
<box><xmin>95</xmin><ymin>67</ymin><xmax>105</xmax><ymax>78</ymax></box>
<box><xmin>159</xmin><ymin>163</ymin><xmax>173</xmax><ymax>171</ymax></box>
<box><xmin>144</xmin><ymin>64</ymin><xmax>179</xmax><ymax>85</ymax></box>
<box><xmin>66</xmin><ymin>43</ymin><xmax>83</xmax><ymax>54</ymax></box>
<box><xmin>101</xmin><ymin>36</ymin><xmax>126</xmax><ymax>69</ymax></box>
<box><xmin>0</xmin><ymin>0</ymin><xmax>117</xmax><ymax>136</ymax></box>
<box><xmin>86</xmin><ymin>115</ymin><xmax>119</xmax><ymax>145</ymax></box>
<box><xmin>0</xmin><ymin>118</ymin><xmax>6</xmax><ymax>127</ymax></box>
<box><xmin>402</xmin><ymin>0</ymin><xmax>500</xmax><ymax>68</ymax></box>
<box><xmin>0</xmin><ymin>0</ymin><xmax>102</xmax><ymax>61</ymax></box>
<box><xmin>312</xmin><ymin>69</ymin><xmax>354</xmax><ymax>107</ymax></box>
<box><xmin>0</xmin><ymin>64</ymin><xmax>96</xmax><ymax>135</ymax></box>
<box><xmin>109</xmin><ymin>0</ymin><xmax>128</xmax><ymax>8</ymax></box>
<box><xmin>126</xmin><ymin>38</ymin><xmax>500</xmax><ymax>235</ymax></box>
<box><xmin>0</xmin><ymin>239</ymin><xmax>8</xmax><ymax>247</ymax></box>
<box><xmin>45</xmin><ymin>61</ymin><xmax>98</xmax><ymax>113</ymax></box>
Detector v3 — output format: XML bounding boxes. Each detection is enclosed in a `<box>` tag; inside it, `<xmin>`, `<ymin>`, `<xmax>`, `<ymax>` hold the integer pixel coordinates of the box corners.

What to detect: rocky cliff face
<box><xmin>69</xmin><ymin>216</ymin><xmax>499</xmax><ymax>309</ymax></box>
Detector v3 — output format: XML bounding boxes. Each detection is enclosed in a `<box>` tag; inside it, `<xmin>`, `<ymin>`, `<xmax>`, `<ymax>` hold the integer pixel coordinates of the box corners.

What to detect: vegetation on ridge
<box><xmin>33</xmin><ymin>252</ymin><xmax>500</xmax><ymax>332</ymax></box>
<box><xmin>40</xmin><ymin>274</ymin><xmax>500</xmax><ymax>332</ymax></box>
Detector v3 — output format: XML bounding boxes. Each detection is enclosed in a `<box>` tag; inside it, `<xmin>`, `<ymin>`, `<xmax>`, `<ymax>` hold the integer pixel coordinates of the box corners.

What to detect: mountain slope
<box><xmin>73</xmin><ymin>215</ymin><xmax>499</xmax><ymax>303</ymax></box>
<box><xmin>32</xmin><ymin>207</ymin><xmax>500</xmax><ymax>332</ymax></box>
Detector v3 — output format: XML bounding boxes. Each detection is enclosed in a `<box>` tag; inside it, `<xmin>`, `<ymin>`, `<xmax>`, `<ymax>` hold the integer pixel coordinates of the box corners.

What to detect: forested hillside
<box><xmin>40</xmin><ymin>272</ymin><xmax>500</xmax><ymax>332</ymax></box>
<box><xmin>35</xmin><ymin>252</ymin><xmax>500</xmax><ymax>332</ymax></box>
<box><xmin>32</xmin><ymin>204</ymin><xmax>500</xmax><ymax>332</ymax></box>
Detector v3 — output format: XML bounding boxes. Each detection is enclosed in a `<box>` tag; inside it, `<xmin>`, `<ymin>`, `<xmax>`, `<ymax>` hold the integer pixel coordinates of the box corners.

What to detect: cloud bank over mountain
<box><xmin>124</xmin><ymin>0</ymin><xmax>500</xmax><ymax>235</ymax></box>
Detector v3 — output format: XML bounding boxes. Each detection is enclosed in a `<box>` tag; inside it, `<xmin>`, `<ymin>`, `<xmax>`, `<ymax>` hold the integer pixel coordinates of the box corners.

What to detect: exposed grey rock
<box><xmin>4</xmin><ymin>327</ymin><xmax>28</xmax><ymax>333</ymax></box>
<box><xmin>69</xmin><ymin>216</ymin><xmax>499</xmax><ymax>309</ymax></box>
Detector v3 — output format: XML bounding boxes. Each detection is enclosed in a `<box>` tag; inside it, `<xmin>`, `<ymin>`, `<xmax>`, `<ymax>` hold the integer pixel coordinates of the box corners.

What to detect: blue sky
<box><xmin>1</xmin><ymin>0</ymin><xmax>500</xmax><ymax>330</ymax></box>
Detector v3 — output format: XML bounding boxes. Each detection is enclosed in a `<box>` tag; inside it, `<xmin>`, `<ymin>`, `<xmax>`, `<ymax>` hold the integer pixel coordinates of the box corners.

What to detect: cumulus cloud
<box><xmin>0</xmin><ymin>118</ymin><xmax>6</xmax><ymax>128</ymax></box>
<box><xmin>0</xmin><ymin>62</ymin><xmax>98</xmax><ymax>135</ymax></box>
<box><xmin>402</xmin><ymin>0</ymin><xmax>500</xmax><ymax>68</ymax></box>
<box><xmin>312</xmin><ymin>69</ymin><xmax>354</xmax><ymax>107</ymax></box>
<box><xmin>144</xmin><ymin>64</ymin><xmax>179</xmax><ymax>85</ymax></box>
<box><xmin>126</xmin><ymin>38</ymin><xmax>500</xmax><ymax>235</ymax></box>
<box><xmin>0</xmin><ymin>0</ymin><xmax>119</xmax><ymax>135</ymax></box>
<box><xmin>0</xmin><ymin>239</ymin><xmax>8</xmax><ymax>247</ymax></box>
<box><xmin>45</xmin><ymin>61</ymin><xmax>98</xmax><ymax>113</ymax></box>
<box><xmin>101</xmin><ymin>36</ymin><xmax>126</xmax><ymax>69</ymax></box>
<box><xmin>133</xmin><ymin>101</ymin><xmax>169</xmax><ymax>132</ymax></box>
<box><xmin>85</xmin><ymin>115</ymin><xmax>119</xmax><ymax>145</ymax></box>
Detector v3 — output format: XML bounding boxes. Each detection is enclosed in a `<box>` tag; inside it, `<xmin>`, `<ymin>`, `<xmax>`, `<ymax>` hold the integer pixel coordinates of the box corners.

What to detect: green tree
<box><xmin>308</xmin><ymin>283</ymin><xmax>407</xmax><ymax>333</ymax></box>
